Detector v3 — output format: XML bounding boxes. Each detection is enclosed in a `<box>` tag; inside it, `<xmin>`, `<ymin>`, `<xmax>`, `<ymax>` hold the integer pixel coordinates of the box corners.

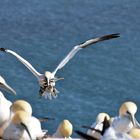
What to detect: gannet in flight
<box><xmin>0</xmin><ymin>33</ymin><xmax>120</xmax><ymax>99</ymax></box>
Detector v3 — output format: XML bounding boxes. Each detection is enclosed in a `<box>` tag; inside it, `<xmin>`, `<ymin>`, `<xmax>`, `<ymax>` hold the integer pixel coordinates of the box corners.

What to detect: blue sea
<box><xmin>0</xmin><ymin>0</ymin><xmax>140</xmax><ymax>137</ymax></box>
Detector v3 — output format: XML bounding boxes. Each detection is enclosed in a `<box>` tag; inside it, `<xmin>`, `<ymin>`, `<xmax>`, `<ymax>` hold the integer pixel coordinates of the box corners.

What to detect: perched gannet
<box><xmin>0</xmin><ymin>33</ymin><xmax>120</xmax><ymax>99</ymax></box>
<box><xmin>75</xmin><ymin>127</ymin><xmax>135</xmax><ymax>140</ymax></box>
<box><xmin>53</xmin><ymin>119</ymin><xmax>73</xmax><ymax>138</ymax></box>
<box><xmin>76</xmin><ymin>128</ymin><xmax>135</xmax><ymax>140</ymax></box>
<box><xmin>28</xmin><ymin>116</ymin><xmax>47</xmax><ymax>139</ymax></box>
<box><xmin>86</xmin><ymin>113</ymin><xmax>110</xmax><ymax>139</ymax></box>
<box><xmin>3</xmin><ymin>111</ymin><xmax>32</xmax><ymax>140</ymax></box>
<box><xmin>10</xmin><ymin>99</ymin><xmax>46</xmax><ymax>139</ymax></box>
<box><xmin>76</xmin><ymin>118</ymin><xmax>135</xmax><ymax>140</ymax></box>
<box><xmin>0</xmin><ymin>75</ymin><xmax>16</xmax><ymax>137</ymax></box>
<box><xmin>111</xmin><ymin>101</ymin><xmax>140</xmax><ymax>133</ymax></box>
<box><xmin>76</xmin><ymin>117</ymin><xmax>109</xmax><ymax>140</ymax></box>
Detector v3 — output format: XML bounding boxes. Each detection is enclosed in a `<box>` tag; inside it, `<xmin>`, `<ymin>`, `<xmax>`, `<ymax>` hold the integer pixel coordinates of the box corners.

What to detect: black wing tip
<box><xmin>100</xmin><ymin>33</ymin><xmax>120</xmax><ymax>40</ymax></box>
<box><xmin>0</xmin><ymin>48</ymin><xmax>7</xmax><ymax>52</ymax></box>
<box><xmin>39</xmin><ymin>117</ymin><xmax>55</xmax><ymax>122</ymax></box>
<box><xmin>109</xmin><ymin>33</ymin><xmax>120</xmax><ymax>38</ymax></box>
<box><xmin>75</xmin><ymin>130</ymin><xmax>88</xmax><ymax>138</ymax></box>
<box><xmin>75</xmin><ymin>130</ymin><xmax>99</xmax><ymax>140</ymax></box>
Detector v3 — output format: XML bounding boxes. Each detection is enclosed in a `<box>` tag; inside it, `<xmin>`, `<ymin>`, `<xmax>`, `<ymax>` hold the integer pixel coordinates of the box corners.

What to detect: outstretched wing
<box><xmin>52</xmin><ymin>33</ymin><xmax>120</xmax><ymax>75</ymax></box>
<box><xmin>0</xmin><ymin>48</ymin><xmax>43</xmax><ymax>79</ymax></box>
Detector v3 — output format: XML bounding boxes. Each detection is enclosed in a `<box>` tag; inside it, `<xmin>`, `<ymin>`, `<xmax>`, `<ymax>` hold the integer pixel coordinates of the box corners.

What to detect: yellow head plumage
<box><xmin>11</xmin><ymin>100</ymin><xmax>32</xmax><ymax>116</ymax></box>
<box><xmin>59</xmin><ymin>120</ymin><xmax>73</xmax><ymax>138</ymax></box>
<box><xmin>12</xmin><ymin>111</ymin><xmax>31</xmax><ymax>124</ymax></box>
<box><xmin>45</xmin><ymin>71</ymin><xmax>54</xmax><ymax>79</ymax></box>
<box><xmin>96</xmin><ymin>112</ymin><xmax>110</xmax><ymax>123</ymax></box>
<box><xmin>119</xmin><ymin>101</ymin><xmax>137</xmax><ymax>116</ymax></box>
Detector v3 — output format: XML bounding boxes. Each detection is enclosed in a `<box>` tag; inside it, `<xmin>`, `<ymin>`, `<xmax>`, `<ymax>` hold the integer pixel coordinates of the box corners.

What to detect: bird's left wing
<box><xmin>52</xmin><ymin>33</ymin><xmax>120</xmax><ymax>75</ymax></box>
<box><xmin>0</xmin><ymin>48</ymin><xmax>43</xmax><ymax>79</ymax></box>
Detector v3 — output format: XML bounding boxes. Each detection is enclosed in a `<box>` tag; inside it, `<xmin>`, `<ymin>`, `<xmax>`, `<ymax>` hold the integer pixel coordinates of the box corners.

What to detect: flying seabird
<box><xmin>0</xmin><ymin>33</ymin><xmax>120</xmax><ymax>99</ymax></box>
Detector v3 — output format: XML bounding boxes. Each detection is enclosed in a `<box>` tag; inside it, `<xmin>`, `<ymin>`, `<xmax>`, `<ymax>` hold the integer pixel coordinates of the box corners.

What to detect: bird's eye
<box><xmin>126</xmin><ymin>111</ymin><xmax>131</xmax><ymax>115</ymax></box>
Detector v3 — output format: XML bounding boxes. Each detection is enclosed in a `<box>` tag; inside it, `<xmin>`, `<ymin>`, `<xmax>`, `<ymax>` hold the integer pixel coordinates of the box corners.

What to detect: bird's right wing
<box><xmin>0</xmin><ymin>48</ymin><xmax>43</xmax><ymax>79</ymax></box>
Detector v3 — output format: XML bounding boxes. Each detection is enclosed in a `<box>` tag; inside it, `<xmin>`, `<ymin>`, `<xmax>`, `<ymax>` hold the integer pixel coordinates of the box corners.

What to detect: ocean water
<box><xmin>0</xmin><ymin>0</ymin><xmax>140</xmax><ymax>137</ymax></box>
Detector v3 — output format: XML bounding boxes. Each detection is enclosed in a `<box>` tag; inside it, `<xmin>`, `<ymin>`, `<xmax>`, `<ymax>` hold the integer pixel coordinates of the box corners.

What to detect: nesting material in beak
<box><xmin>53</xmin><ymin>77</ymin><xmax>64</xmax><ymax>82</ymax></box>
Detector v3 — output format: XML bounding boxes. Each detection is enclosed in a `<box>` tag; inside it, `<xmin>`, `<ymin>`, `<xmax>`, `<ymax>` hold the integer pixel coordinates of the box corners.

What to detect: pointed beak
<box><xmin>21</xmin><ymin>122</ymin><xmax>32</xmax><ymax>140</ymax></box>
<box><xmin>127</xmin><ymin>111</ymin><xmax>140</xmax><ymax>128</ymax></box>
<box><xmin>0</xmin><ymin>82</ymin><xmax>16</xmax><ymax>95</ymax></box>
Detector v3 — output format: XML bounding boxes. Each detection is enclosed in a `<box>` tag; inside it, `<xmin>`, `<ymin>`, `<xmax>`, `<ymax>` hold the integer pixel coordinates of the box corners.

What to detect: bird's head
<box><xmin>119</xmin><ymin>101</ymin><xmax>137</xmax><ymax>117</ymax></box>
<box><xmin>96</xmin><ymin>112</ymin><xmax>110</xmax><ymax>124</ymax></box>
<box><xmin>45</xmin><ymin>71</ymin><xmax>54</xmax><ymax>79</ymax></box>
<box><xmin>59</xmin><ymin>119</ymin><xmax>73</xmax><ymax>138</ymax></box>
<box><xmin>44</xmin><ymin>71</ymin><xmax>54</xmax><ymax>85</ymax></box>
<box><xmin>10</xmin><ymin>100</ymin><xmax>32</xmax><ymax>116</ymax></box>
<box><xmin>0</xmin><ymin>76</ymin><xmax>16</xmax><ymax>95</ymax></box>
<box><xmin>45</xmin><ymin>71</ymin><xmax>64</xmax><ymax>85</ymax></box>
<box><xmin>119</xmin><ymin>101</ymin><xmax>140</xmax><ymax>128</ymax></box>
